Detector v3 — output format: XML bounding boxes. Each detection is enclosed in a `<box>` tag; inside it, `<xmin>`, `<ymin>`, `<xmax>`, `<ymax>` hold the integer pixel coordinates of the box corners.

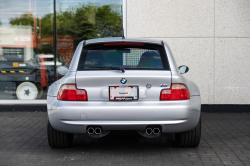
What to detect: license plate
<box><xmin>109</xmin><ymin>85</ymin><xmax>139</xmax><ymax>101</ymax></box>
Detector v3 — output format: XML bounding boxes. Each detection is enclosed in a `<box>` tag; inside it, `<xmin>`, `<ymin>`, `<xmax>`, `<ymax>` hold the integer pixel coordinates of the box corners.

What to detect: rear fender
<box><xmin>47</xmin><ymin>71</ymin><xmax>76</xmax><ymax>97</ymax></box>
<box><xmin>171</xmin><ymin>70</ymin><xmax>200</xmax><ymax>96</ymax></box>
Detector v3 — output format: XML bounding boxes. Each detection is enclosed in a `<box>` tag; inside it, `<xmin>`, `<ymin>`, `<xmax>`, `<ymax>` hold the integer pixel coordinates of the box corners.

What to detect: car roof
<box><xmin>85</xmin><ymin>37</ymin><xmax>163</xmax><ymax>45</ymax></box>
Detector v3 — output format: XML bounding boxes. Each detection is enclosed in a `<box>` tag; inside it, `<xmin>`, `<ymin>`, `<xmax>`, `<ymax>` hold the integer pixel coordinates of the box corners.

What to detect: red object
<box><xmin>104</xmin><ymin>43</ymin><xmax>143</xmax><ymax>46</ymax></box>
<box><xmin>39</xmin><ymin>56</ymin><xmax>48</xmax><ymax>87</ymax></box>
<box><xmin>41</xmin><ymin>35</ymin><xmax>74</xmax><ymax>66</ymax></box>
<box><xmin>160</xmin><ymin>83</ymin><xmax>190</xmax><ymax>100</ymax></box>
<box><xmin>58</xmin><ymin>84</ymin><xmax>88</xmax><ymax>101</ymax></box>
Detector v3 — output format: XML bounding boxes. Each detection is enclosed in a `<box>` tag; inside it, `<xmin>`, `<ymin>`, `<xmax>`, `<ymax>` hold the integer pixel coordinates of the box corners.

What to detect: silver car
<box><xmin>47</xmin><ymin>37</ymin><xmax>201</xmax><ymax>148</ymax></box>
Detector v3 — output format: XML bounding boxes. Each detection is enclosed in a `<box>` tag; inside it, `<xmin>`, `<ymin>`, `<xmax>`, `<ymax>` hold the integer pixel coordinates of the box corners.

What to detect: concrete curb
<box><xmin>0</xmin><ymin>104</ymin><xmax>250</xmax><ymax>112</ymax></box>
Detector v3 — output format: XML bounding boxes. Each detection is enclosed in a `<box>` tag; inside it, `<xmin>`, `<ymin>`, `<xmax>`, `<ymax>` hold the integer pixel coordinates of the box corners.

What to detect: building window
<box><xmin>0</xmin><ymin>0</ymin><xmax>124</xmax><ymax>101</ymax></box>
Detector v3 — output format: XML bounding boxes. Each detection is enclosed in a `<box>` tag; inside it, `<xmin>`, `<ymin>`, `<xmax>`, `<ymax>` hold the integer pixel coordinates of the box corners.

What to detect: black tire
<box><xmin>47</xmin><ymin>120</ymin><xmax>73</xmax><ymax>148</ymax></box>
<box><xmin>175</xmin><ymin>117</ymin><xmax>201</xmax><ymax>147</ymax></box>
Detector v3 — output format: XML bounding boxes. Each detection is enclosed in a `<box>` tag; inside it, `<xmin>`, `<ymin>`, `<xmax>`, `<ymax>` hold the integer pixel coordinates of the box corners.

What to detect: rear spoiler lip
<box><xmin>83</xmin><ymin>38</ymin><xmax>163</xmax><ymax>47</ymax></box>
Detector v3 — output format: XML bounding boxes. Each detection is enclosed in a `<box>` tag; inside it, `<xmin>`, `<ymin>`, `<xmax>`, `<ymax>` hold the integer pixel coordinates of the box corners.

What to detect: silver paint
<box><xmin>47</xmin><ymin>37</ymin><xmax>201</xmax><ymax>134</ymax></box>
<box><xmin>69</xmin><ymin>41</ymin><xmax>84</xmax><ymax>71</ymax></box>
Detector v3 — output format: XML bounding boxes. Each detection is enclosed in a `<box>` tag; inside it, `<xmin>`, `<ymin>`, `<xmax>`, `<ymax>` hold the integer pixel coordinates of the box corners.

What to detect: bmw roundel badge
<box><xmin>146</xmin><ymin>84</ymin><xmax>152</xmax><ymax>89</ymax></box>
<box><xmin>120</xmin><ymin>78</ymin><xmax>127</xmax><ymax>84</ymax></box>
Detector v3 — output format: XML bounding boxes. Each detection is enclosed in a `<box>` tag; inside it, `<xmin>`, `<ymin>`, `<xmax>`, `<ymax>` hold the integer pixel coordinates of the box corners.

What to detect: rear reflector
<box><xmin>160</xmin><ymin>83</ymin><xmax>190</xmax><ymax>100</ymax></box>
<box><xmin>104</xmin><ymin>43</ymin><xmax>143</xmax><ymax>46</ymax></box>
<box><xmin>58</xmin><ymin>84</ymin><xmax>88</xmax><ymax>101</ymax></box>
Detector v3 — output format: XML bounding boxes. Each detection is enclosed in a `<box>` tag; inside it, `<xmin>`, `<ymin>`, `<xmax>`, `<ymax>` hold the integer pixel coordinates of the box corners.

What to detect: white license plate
<box><xmin>109</xmin><ymin>85</ymin><xmax>139</xmax><ymax>101</ymax></box>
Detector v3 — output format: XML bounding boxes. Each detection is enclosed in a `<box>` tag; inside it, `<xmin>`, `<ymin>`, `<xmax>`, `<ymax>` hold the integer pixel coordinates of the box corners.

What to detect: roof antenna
<box><xmin>122</xmin><ymin>28</ymin><xmax>125</xmax><ymax>39</ymax></box>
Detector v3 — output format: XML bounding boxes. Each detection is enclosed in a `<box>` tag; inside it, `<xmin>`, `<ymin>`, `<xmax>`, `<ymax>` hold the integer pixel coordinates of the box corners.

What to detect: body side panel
<box><xmin>69</xmin><ymin>41</ymin><xmax>84</xmax><ymax>71</ymax></box>
<box><xmin>163</xmin><ymin>42</ymin><xmax>178</xmax><ymax>71</ymax></box>
<box><xmin>171</xmin><ymin>70</ymin><xmax>200</xmax><ymax>96</ymax></box>
<box><xmin>163</xmin><ymin>41</ymin><xmax>200</xmax><ymax>96</ymax></box>
<box><xmin>47</xmin><ymin>71</ymin><xmax>76</xmax><ymax>97</ymax></box>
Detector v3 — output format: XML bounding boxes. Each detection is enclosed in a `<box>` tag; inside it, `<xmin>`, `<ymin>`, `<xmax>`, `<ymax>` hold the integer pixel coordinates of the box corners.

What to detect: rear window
<box><xmin>78</xmin><ymin>43</ymin><xmax>169</xmax><ymax>70</ymax></box>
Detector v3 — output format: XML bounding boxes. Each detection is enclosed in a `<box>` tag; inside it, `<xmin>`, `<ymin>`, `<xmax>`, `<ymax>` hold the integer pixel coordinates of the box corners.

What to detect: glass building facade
<box><xmin>0</xmin><ymin>0</ymin><xmax>123</xmax><ymax>101</ymax></box>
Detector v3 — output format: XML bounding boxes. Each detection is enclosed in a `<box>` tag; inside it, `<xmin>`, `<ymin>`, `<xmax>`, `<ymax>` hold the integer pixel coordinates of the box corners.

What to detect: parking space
<box><xmin>0</xmin><ymin>112</ymin><xmax>250</xmax><ymax>166</ymax></box>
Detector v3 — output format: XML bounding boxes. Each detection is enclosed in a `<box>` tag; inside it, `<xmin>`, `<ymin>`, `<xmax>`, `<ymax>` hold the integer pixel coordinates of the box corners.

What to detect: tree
<box><xmin>40</xmin><ymin>13</ymin><xmax>54</xmax><ymax>35</ymax></box>
<box><xmin>59</xmin><ymin>6</ymin><xmax>98</xmax><ymax>47</ymax></box>
<box><xmin>9</xmin><ymin>13</ymin><xmax>49</xmax><ymax>36</ymax></box>
<box><xmin>96</xmin><ymin>5</ymin><xmax>122</xmax><ymax>37</ymax></box>
<box><xmin>9</xmin><ymin>5</ymin><xmax>123</xmax><ymax>49</ymax></box>
<box><xmin>10</xmin><ymin>13</ymin><xmax>34</xmax><ymax>26</ymax></box>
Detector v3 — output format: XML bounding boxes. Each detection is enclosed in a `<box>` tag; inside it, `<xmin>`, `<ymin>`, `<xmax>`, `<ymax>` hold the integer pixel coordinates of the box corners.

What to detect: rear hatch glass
<box><xmin>77</xmin><ymin>43</ymin><xmax>169</xmax><ymax>70</ymax></box>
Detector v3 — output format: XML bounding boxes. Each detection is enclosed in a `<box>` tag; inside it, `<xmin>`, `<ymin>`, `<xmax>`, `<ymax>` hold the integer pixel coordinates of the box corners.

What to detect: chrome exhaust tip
<box><xmin>153</xmin><ymin>128</ymin><xmax>160</xmax><ymax>135</ymax></box>
<box><xmin>146</xmin><ymin>128</ymin><xmax>152</xmax><ymax>135</ymax></box>
<box><xmin>87</xmin><ymin>127</ymin><xmax>94</xmax><ymax>134</ymax></box>
<box><xmin>95</xmin><ymin>127</ymin><xmax>102</xmax><ymax>134</ymax></box>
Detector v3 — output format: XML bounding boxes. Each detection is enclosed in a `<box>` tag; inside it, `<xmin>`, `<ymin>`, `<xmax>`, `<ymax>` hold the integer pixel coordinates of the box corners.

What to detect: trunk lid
<box><xmin>76</xmin><ymin>70</ymin><xmax>171</xmax><ymax>101</ymax></box>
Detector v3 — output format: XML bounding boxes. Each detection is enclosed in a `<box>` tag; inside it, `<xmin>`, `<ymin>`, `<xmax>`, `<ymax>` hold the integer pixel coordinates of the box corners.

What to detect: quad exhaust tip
<box><xmin>87</xmin><ymin>127</ymin><xmax>94</xmax><ymax>134</ymax></box>
<box><xmin>95</xmin><ymin>127</ymin><xmax>102</xmax><ymax>134</ymax></box>
<box><xmin>87</xmin><ymin>127</ymin><xmax>102</xmax><ymax>135</ymax></box>
<box><xmin>146</xmin><ymin>127</ymin><xmax>161</xmax><ymax>135</ymax></box>
<box><xmin>146</xmin><ymin>128</ymin><xmax>153</xmax><ymax>135</ymax></box>
<box><xmin>153</xmin><ymin>128</ymin><xmax>160</xmax><ymax>135</ymax></box>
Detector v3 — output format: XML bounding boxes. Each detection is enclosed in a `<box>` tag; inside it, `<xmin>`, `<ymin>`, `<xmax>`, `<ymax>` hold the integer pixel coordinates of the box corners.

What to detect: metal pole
<box><xmin>122</xmin><ymin>0</ymin><xmax>127</xmax><ymax>38</ymax></box>
<box><xmin>53</xmin><ymin>0</ymin><xmax>57</xmax><ymax>82</ymax></box>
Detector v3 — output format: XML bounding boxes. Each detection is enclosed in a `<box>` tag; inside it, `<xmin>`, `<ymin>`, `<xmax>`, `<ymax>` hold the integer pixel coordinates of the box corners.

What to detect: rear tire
<box><xmin>175</xmin><ymin>117</ymin><xmax>201</xmax><ymax>147</ymax></box>
<box><xmin>47</xmin><ymin>120</ymin><xmax>73</xmax><ymax>148</ymax></box>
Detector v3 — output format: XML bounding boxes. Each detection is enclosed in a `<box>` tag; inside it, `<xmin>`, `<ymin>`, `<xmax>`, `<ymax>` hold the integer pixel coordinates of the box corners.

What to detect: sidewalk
<box><xmin>0</xmin><ymin>112</ymin><xmax>249</xmax><ymax>166</ymax></box>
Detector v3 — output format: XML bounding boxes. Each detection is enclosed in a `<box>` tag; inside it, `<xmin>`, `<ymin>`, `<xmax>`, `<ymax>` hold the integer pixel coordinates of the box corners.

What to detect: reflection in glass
<box><xmin>0</xmin><ymin>0</ymin><xmax>53</xmax><ymax>100</ymax></box>
<box><xmin>56</xmin><ymin>0</ymin><xmax>123</xmax><ymax>66</ymax></box>
<box><xmin>0</xmin><ymin>0</ymin><xmax>123</xmax><ymax>100</ymax></box>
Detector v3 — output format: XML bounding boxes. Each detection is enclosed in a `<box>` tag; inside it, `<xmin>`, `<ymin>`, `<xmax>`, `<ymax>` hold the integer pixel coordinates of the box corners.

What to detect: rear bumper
<box><xmin>47</xmin><ymin>96</ymin><xmax>201</xmax><ymax>133</ymax></box>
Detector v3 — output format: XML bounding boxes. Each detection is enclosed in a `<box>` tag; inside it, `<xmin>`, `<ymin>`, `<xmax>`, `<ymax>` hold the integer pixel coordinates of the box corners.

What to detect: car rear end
<box><xmin>47</xmin><ymin>38</ymin><xmax>201</xmax><ymax>148</ymax></box>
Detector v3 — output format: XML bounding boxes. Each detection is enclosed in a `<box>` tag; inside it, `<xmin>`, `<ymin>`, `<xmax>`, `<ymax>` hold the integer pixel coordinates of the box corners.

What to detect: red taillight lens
<box><xmin>160</xmin><ymin>83</ymin><xmax>190</xmax><ymax>100</ymax></box>
<box><xmin>58</xmin><ymin>84</ymin><xmax>88</xmax><ymax>101</ymax></box>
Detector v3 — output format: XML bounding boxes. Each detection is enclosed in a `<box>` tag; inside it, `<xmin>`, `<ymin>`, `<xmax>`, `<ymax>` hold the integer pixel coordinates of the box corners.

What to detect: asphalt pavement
<box><xmin>0</xmin><ymin>112</ymin><xmax>250</xmax><ymax>166</ymax></box>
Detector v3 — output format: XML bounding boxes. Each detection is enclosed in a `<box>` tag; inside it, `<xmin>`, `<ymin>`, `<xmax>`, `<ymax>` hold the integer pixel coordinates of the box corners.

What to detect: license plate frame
<box><xmin>109</xmin><ymin>85</ymin><xmax>139</xmax><ymax>101</ymax></box>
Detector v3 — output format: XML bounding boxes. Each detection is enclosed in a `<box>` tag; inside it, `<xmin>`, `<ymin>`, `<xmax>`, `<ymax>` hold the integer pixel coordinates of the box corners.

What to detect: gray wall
<box><xmin>126</xmin><ymin>0</ymin><xmax>250</xmax><ymax>104</ymax></box>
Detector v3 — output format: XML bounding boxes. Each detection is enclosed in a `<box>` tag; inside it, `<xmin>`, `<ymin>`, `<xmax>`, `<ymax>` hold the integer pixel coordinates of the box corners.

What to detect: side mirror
<box><xmin>178</xmin><ymin>65</ymin><xmax>189</xmax><ymax>74</ymax></box>
<box><xmin>57</xmin><ymin>66</ymin><xmax>68</xmax><ymax>75</ymax></box>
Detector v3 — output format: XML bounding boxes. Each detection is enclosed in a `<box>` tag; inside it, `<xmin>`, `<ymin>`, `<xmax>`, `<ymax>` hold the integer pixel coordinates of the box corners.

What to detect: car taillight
<box><xmin>58</xmin><ymin>84</ymin><xmax>88</xmax><ymax>101</ymax></box>
<box><xmin>160</xmin><ymin>83</ymin><xmax>190</xmax><ymax>100</ymax></box>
